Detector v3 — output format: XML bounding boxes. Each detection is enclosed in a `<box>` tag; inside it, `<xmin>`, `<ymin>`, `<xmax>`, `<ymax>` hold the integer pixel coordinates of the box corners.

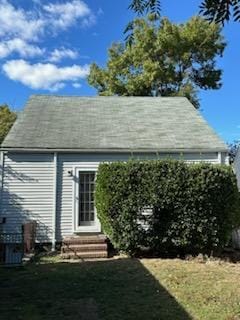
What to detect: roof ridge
<box><xmin>29</xmin><ymin>94</ymin><xmax>188</xmax><ymax>99</ymax></box>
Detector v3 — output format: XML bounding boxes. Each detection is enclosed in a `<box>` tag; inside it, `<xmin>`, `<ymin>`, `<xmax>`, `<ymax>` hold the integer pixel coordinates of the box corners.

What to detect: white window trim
<box><xmin>72</xmin><ymin>163</ymin><xmax>101</xmax><ymax>233</ymax></box>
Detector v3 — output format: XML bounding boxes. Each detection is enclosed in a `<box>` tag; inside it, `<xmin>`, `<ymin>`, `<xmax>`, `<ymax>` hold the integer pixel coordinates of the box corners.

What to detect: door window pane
<box><xmin>79</xmin><ymin>172</ymin><xmax>95</xmax><ymax>226</ymax></box>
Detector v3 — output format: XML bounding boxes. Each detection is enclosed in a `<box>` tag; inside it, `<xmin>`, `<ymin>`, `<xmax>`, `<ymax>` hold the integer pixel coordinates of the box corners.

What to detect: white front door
<box><xmin>74</xmin><ymin>166</ymin><xmax>101</xmax><ymax>233</ymax></box>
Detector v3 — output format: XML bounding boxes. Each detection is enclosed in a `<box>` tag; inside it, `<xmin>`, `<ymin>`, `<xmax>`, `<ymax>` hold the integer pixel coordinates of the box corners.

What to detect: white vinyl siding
<box><xmin>0</xmin><ymin>151</ymin><xmax>227</xmax><ymax>243</ymax></box>
<box><xmin>56</xmin><ymin>152</ymin><xmax>224</xmax><ymax>240</ymax></box>
<box><xmin>0</xmin><ymin>153</ymin><xmax>54</xmax><ymax>242</ymax></box>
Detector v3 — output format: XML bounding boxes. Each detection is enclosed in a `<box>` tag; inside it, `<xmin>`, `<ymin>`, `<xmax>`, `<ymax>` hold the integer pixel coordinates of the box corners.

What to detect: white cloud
<box><xmin>0</xmin><ymin>0</ymin><xmax>44</xmax><ymax>41</ymax></box>
<box><xmin>0</xmin><ymin>0</ymin><xmax>95</xmax><ymax>39</ymax></box>
<box><xmin>0</xmin><ymin>1</ymin><xmax>95</xmax><ymax>90</ymax></box>
<box><xmin>43</xmin><ymin>0</ymin><xmax>95</xmax><ymax>30</ymax></box>
<box><xmin>72</xmin><ymin>83</ymin><xmax>82</xmax><ymax>88</ymax></box>
<box><xmin>0</xmin><ymin>39</ymin><xmax>44</xmax><ymax>59</ymax></box>
<box><xmin>0</xmin><ymin>1</ymin><xmax>95</xmax><ymax>59</ymax></box>
<box><xmin>3</xmin><ymin>59</ymin><xmax>89</xmax><ymax>91</ymax></box>
<box><xmin>48</xmin><ymin>48</ymin><xmax>78</xmax><ymax>62</ymax></box>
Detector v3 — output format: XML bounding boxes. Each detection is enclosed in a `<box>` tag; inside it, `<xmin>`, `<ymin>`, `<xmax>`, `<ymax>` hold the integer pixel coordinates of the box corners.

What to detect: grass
<box><xmin>0</xmin><ymin>256</ymin><xmax>240</xmax><ymax>320</ymax></box>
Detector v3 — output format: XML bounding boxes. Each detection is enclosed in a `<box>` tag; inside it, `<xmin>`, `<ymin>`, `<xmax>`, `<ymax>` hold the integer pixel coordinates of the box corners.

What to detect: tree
<box><xmin>200</xmin><ymin>0</ymin><xmax>240</xmax><ymax>25</ymax></box>
<box><xmin>128</xmin><ymin>0</ymin><xmax>161</xmax><ymax>18</ymax></box>
<box><xmin>0</xmin><ymin>105</ymin><xmax>16</xmax><ymax>145</ymax></box>
<box><xmin>228</xmin><ymin>140</ymin><xmax>240</xmax><ymax>164</ymax></box>
<box><xmin>129</xmin><ymin>0</ymin><xmax>240</xmax><ymax>24</ymax></box>
<box><xmin>125</xmin><ymin>0</ymin><xmax>161</xmax><ymax>44</ymax></box>
<box><xmin>88</xmin><ymin>16</ymin><xmax>225</xmax><ymax>108</ymax></box>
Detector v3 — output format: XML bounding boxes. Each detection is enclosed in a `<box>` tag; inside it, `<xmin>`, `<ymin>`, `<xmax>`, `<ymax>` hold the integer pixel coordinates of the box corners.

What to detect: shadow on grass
<box><xmin>0</xmin><ymin>258</ymin><xmax>192</xmax><ymax>320</ymax></box>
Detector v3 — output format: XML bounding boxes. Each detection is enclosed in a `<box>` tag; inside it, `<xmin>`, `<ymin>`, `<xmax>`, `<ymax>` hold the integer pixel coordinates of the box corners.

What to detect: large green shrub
<box><xmin>95</xmin><ymin>160</ymin><xmax>240</xmax><ymax>256</ymax></box>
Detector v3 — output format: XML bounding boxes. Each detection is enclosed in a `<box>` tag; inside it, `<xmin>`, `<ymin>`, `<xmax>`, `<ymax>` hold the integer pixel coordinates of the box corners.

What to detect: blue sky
<box><xmin>0</xmin><ymin>0</ymin><xmax>239</xmax><ymax>143</ymax></box>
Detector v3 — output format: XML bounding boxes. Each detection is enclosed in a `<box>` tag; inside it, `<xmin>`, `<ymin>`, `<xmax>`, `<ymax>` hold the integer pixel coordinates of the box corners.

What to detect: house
<box><xmin>234</xmin><ymin>147</ymin><xmax>240</xmax><ymax>190</ymax></box>
<box><xmin>233</xmin><ymin>147</ymin><xmax>240</xmax><ymax>249</ymax></box>
<box><xmin>0</xmin><ymin>95</ymin><xmax>228</xmax><ymax>255</ymax></box>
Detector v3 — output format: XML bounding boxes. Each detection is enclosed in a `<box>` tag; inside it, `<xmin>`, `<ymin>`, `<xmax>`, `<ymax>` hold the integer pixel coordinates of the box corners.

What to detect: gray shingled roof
<box><xmin>2</xmin><ymin>95</ymin><xmax>227</xmax><ymax>152</ymax></box>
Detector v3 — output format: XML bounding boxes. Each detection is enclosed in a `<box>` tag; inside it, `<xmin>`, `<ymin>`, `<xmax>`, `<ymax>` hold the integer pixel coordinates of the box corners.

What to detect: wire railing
<box><xmin>0</xmin><ymin>232</ymin><xmax>24</xmax><ymax>265</ymax></box>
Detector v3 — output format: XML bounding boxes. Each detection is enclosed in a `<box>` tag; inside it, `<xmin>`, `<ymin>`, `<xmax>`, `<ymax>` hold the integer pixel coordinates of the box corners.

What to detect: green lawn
<box><xmin>0</xmin><ymin>256</ymin><xmax>240</xmax><ymax>320</ymax></box>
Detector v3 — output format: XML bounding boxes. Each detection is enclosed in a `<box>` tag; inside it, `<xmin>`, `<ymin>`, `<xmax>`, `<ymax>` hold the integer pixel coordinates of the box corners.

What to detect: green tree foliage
<box><xmin>129</xmin><ymin>0</ymin><xmax>240</xmax><ymax>24</ymax></box>
<box><xmin>0</xmin><ymin>105</ymin><xmax>16</xmax><ymax>145</ymax></box>
<box><xmin>88</xmin><ymin>16</ymin><xmax>225</xmax><ymax>108</ymax></box>
<box><xmin>95</xmin><ymin>160</ymin><xmax>240</xmax><ymax>256</ymax></box>
<box><xmin>228</xmin><ymin>140</ymin><xmax>240</xmax><ymax>164</ymax></box>
<box><xmin>128</xmin><ymin>0</ymin><xmax>161</xmax><ymax>18</ymax></box>
<box><xmin>200</xmin><ymin>0</ymin><xmax>240</xmax><ymax>24</ymax></box>
<box><xmin>125</xmin><ymin>0</ymin><xmax>161</xmax><ymax>43</ymax></box>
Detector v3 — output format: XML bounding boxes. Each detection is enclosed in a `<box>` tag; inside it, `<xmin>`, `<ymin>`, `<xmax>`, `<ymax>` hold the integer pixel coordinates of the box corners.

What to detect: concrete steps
<box><xmin>61</xmin><ymin>251</ymin><xmax>108</xmax><ymax>259</ymax></box>
<box><xmin>63</xmin><ymin>235</ymin><xmax>106</xmax><ymax>245</ymax></box>
<box><xmin>62</xmin><ymin>243</ymin><xmax>108</xmax><ymax>253</ymax></box>
<box><xmin>61</xmin><ymin>234</ymin><xmax>108</xmax><ymax>259</ymax></box>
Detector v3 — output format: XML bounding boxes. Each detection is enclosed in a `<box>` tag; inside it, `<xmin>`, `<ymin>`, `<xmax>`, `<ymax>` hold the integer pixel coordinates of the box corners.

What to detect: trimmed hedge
<box><xmin>95</xmin><ymin>160</ymin><xmax>240</xmax><ymax>256</ymax></box>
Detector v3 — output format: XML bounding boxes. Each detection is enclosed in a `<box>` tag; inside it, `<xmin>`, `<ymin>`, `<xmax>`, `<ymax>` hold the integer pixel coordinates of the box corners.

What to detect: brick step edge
<box><xmin>61</xmin><ymin>243</ymin><xmax>107</xmax><ymax>253</ymax></box>
<box><xmin>63</xmin><ymin>237</ymin><xmax>107</xmax><ymax>245</ymax></box>
<box><xmin>61</xmin><ymin>251</ymin><xmax>108</xmax><ymax>259</ymax></box>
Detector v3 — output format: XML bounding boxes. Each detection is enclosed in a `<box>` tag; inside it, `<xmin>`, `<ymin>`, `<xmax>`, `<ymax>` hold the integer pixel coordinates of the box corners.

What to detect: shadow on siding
<box><xmin>0</xmin><ymin>165</ymin><xmax>53</xmax><ymax>242</ymax></box>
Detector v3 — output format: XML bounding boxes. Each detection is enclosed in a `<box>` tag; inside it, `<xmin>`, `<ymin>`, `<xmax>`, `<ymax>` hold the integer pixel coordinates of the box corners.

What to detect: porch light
<box><xmin>67</xmin><ymin>170</ymin><xmax>73</xmax><ymax>177</ymax></box>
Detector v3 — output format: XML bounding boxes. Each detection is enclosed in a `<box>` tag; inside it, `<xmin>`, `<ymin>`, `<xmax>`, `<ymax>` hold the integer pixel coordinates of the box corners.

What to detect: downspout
<box><xmin>52</xmin><ymin>152</ymin><xmax>58</xmax><ymax>251</ymax></box>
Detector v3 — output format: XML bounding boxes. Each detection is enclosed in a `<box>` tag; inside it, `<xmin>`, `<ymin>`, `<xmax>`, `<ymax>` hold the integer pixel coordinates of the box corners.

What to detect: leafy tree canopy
<box><xmin>0</xmin><ymin>105</ymin><xmax>16</xmax><ymax>145</ymax></box>
<box><xmin>200</xmin><ymin>0</ymin><xmax>240</xmax><ymax>24</ymax></box>
<box><xmin>129</xmin><ymin>0</ymin><xmax>161</xmax><ymax>18</ymax></box>
<box><xmin>88</xmin><ymin>16</ymin><xmax>225</xmax><ymax>108</ymax></box>
<box><xmin>129</xmin><ymin>0</ymin><xmax>240</xmax><ymax>24</ymax></box>
<box><xmin>228</xmin><ymin>140</ymin><xmax>240</xmax><ymax>164</ymax></box>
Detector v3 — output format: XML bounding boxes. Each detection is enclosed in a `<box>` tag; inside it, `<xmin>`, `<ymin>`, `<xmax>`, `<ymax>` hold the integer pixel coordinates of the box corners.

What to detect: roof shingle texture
<box><xmin>2</xmin><ymin>95</ymin><xmax>227</xmax><ymax>152</ymax></box>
